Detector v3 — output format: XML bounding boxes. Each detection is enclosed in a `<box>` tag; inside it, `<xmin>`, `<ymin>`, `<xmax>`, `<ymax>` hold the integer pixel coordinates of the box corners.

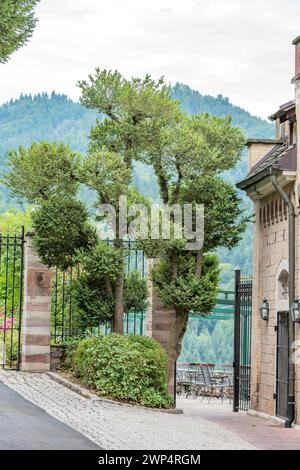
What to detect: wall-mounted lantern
<box><xmin>260</xmin><ymin>298</ymin><xmax>269</xmax><ymax>321</ymax></box>
<box><xmin>291</xmin><ymin>299</ymin><xmax>300</xmax><ymax>323</ymax></box>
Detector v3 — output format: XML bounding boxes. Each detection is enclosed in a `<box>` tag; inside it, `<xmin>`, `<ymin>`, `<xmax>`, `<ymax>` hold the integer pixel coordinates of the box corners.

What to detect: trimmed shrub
<box><xmin>71</xmin><ymin>334</ymin><xmax>173</xmax><ymax>408</ymax></box>
<box><xmin>32</xmin><ymin>194</ymin><xmax>97</xmax><ymax>270</ymax></box>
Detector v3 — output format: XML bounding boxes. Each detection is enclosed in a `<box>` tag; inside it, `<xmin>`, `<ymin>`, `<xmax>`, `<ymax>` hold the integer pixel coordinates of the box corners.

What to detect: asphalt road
<box><xmin>0</xmin><ymin>381</ymin><xmax>100</xmax><ymax>450</ymax></box>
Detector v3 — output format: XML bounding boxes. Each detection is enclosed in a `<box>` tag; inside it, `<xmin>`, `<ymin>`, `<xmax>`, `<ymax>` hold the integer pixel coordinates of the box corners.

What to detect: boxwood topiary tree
<box><xmin>139</xmin><ymin>112</ymin><xmax>247</xmax><ymax>383</ymax></box>
<box><xmin>5</xmin><ymin>141</ymin><xmax>81</xmax><ymax>203</ymax></box>
<box><xmin>31</xmin><ymin>195</ymin><xmax>97</xmax><ymax>270</ymax></box>
<box><xmin>78</xmin><ymin>72</ymin><xmax>179</xmax><ymax>333</ymax></box>
<box><xmin>5</xmin><ymin>141</ymin><xmax>96</xmax><ymax>271</ymax></box>
<box><xmin>74</xmin><ymin>242</ymin><xmax>148</xmax><ymax>329</ymax></box>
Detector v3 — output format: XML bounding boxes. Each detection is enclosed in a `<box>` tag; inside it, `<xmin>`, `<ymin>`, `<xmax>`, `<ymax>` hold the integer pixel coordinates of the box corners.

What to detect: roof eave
<box><xmin>237</xmin><ymin>166</ymin><xmax>281</xmax><ymax>191</ymax></box>
<box><xmin>269</xmin><ymin>100</ymin><xmax>296</xmax><ymax>121</ymax></box>
<box><xmin>246</xmin><ymin>138</ymin><xmax>283</xmax><ymax>146</ymax></box>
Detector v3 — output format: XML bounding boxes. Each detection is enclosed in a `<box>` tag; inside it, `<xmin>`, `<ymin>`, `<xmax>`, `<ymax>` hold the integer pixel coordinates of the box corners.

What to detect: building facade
<box><xmin>238</xmin><ymin>36</ymin><xmax>300</xmax><ymax>427</ymax></box>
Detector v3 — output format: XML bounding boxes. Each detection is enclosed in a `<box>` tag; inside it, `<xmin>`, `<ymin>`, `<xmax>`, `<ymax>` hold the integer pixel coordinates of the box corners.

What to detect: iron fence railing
<box><xmin>0</xmin><ymin>229</ymin><xmax>24</xmax><ymax>370</ymax></box>
<box><xmin>51</xmin><ymin>241</ymin><xmax>147</xmax><ymax>344</ymax></box>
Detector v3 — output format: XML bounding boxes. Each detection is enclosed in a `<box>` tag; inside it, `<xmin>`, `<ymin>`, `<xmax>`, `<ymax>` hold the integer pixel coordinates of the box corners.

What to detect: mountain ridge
<box><xmin>172</xmin><ymin>83</ymin><xmax>275</xmax><ymax>137</ymax></box>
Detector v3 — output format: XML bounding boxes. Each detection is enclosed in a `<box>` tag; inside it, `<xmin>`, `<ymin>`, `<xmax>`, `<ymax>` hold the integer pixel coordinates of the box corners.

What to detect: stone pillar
<box><xmin>146</xmin><ymin>259</ymin><xmax>176</xmax><ymax>395</ymax></box>
<box><xmin>21</xmin><ymin>233</ymin><xmax>51</xmax><ymax>372</ymax></box>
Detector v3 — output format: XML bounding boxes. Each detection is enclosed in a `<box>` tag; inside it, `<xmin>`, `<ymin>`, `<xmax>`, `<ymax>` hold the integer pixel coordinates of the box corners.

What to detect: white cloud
<box><xmin>0</xmin><ymin>0</ymin><xmax>299</xmax><ymax>119</ymax></box>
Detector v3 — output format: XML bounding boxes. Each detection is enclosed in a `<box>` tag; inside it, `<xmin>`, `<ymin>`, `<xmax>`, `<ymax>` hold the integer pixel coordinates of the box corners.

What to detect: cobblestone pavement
<box><xmin>0</xmin><ymin>371</ymin><xmax>255</xmax><ymax>450</ymax></box>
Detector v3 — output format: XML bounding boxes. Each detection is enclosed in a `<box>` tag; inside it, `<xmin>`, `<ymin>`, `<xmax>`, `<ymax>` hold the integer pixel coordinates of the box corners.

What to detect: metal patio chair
<box><xmin>201</xmin><ymin>364</ymin><xmax>232</xmax><ymax>402</ymax></box>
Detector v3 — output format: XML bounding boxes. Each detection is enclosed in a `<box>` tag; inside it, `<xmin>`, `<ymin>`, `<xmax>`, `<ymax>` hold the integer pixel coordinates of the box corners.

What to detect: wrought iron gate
<box><xmin>233</xmin><ymin>268</ymin><xmax>252</xmax><ymax>412</ymax></box>
<box><xmin>0</xmin><ymin>229</ymin><xmax>24</xmax><ymax>370</ymax></box>
<box><xmin>275</xmin><ymin>311</ymin><xmax>289</xmax><ymax>419</ymax></box>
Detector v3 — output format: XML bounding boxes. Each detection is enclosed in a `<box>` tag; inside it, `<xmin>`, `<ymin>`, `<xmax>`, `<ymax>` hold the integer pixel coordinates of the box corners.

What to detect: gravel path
<box><xmin>0</xmin><ymin>371</ymin><xmax>256</xmax><ymax>450</ymax></box>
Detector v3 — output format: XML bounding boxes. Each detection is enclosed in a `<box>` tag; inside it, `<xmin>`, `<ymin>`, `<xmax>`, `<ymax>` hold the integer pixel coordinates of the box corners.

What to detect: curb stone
<box><xmin>46</xmin><ymin>371</ymin><xmax>183</xmax><ymax>414</ymax></box>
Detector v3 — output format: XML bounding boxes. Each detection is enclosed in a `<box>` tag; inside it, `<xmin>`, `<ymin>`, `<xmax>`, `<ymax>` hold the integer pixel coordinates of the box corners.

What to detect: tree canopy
<box><xmin>0</xmin><ymin>0</ymin><xmax>40</xmax><ymax>64</ymax></box>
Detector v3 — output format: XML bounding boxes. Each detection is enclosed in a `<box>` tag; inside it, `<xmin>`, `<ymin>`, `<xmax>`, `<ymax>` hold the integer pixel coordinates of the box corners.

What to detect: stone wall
<box><xmin>250</xmin><ymin>189</ymin><xmax>300</xmax><ymax>424</ymax></box>
<box><xmin>50</xmin><ymin>345</ymin><xmax>67</xmax><ymax>371</ymax></box>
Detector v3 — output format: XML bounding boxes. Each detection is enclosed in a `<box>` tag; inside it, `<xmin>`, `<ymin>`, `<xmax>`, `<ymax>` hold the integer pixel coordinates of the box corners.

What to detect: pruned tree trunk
<box><xmin>113</xmin><ymin>212</ymin><xmax>124</xmax><ymax>335</ymax></box>
<box><xmin>104</xmin><ymin>275</ymin><xmax>113</xmax><ymax>295</ymax></box>
<box><xmin>196</xmin><ymin>249</ymin><xmax>203</xmax><ymax>278</ymax></box>
<box><xmin>167</xmin><ymin>311</ymin><xmax>189</xmax><ymax>389</ymax></box>
<box><xmin>113</xmin><ymin>272</ymin><xmax>124</xmax><ymax>334</ymax></box>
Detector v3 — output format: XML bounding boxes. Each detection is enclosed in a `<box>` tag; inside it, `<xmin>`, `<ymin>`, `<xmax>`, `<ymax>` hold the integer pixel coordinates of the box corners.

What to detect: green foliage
<box><xmin>74</xmin><ymin>242</ymin><xmax>123</xmax><ymax>326</ymax></box>
<box><xmin>132</xmin><ymin>90</ymin><xmax>247</xmax><ymax>333</ymax></box>
<box><xmin>0</xmin><ymin>0</ymin><xmax>40</xmax><ymax>64</ymax></box>
<box><xmin>78</xmin><ymin>70</ymin><xmax>245</xmax><ymax>331</ymax></box>
<box><xmin>0</xmin><ymin>209</ymin><xmax>28</xmax><ymax>330</ymax></box>
<box><xmin>0</xmin><ymin>209</ymin><xmax>27</xmax><ymax>367</ymax></box>
<box><xmin>82</xmin><ymin>149</ymin><xmax>131</xmax><ymax>205</ymax></box>
<box><xmin>124</xmin><ymin>271</ymin><xmax>148</xmax><ymax>313</ymax></box>
<box><xmin>180</xmin><ymin>173</ymin><xmax>248</xmax><ymax>251</ymax></box>
<box><xmin>5</xmin><ymin>141</ymin><xmax>81</xmax><ymax>203</ymax></box>
<box><xmin>72</xmin><ymin>334</ymin><xmax>173</xmax><ymax>408</ymax></box>
<box><xmin>79</xmin><ymin>70</ymin><xmax>179</xmax><ymax>167</ymax></box>
<box><xmin>31</xmin><ymin>195</ymin><xmax>97</xmax><ymax>270</ymax></box>
<box><xmin>0</xmin><ymin>206</ymin><xmax>31</xmax><ymax>232</ymax></box>
<box><xmin>181</xmin><ymin>326</ymin><xmax>216</xmax><ymax>363</ymax></box>
<box><xmin>50</xmin><ymin>269</ymin><xmax>86</xmax><ymax>344</ymax></box>
<box><xmin>77</xmin><ymin>241</ymin><xmax>123</xmax><ymax>282</ymax></box>
<box><xmin>189</xmin><ymin>113</ymin><xmax>245</xmax><ymax>172</ymax></box>
<box><xmin>2</xmin><ymin>83</ymin><xmax>153</xmax><ymax>329</ymax></box>
<box><xmin>77</xmin><ymin>70</ymin><xmax>182</xmax><ymax>330</ymax></box>
<box><xmin>152</xmin><ymin>253</ymin><xmax>220</xmax><ymax>314</ymax></box>
<box><xmin>5</xmin><ymin>329</ymin><xmax>20</xmax><ymax>365</ymax></box>
<box><xmin>151</xmin><ymin>113</ymin><xmax>245</xmax><ymax>193</ymax></box>
<box><xmin>74</xmin><ymin>276</ymin><xmax>115</xmax><ymax>327</ymax></box>
<box><xmin>4</xmin><ymin>75</ymin><xmax>249</xmax><ymax>353</ymax></box>
<box><xmin>73</xmin><ymin>246</ymin><xmax>148</xmax><ymax>328</ymax></box>
<box><xmin>0</xmin><ymin>325</ymin><xmax>20</xmax><ymax>368</ymax></box>
<box><xmin>171</xmin><ymin>83</ymin><xmax>275</xmax><ymax>280</ymax></box>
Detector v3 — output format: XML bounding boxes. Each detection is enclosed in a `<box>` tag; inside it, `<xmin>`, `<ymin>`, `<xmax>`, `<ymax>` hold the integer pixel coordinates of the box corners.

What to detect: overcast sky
<box><xmin>1</xmin><ymin>0</ymin><xmax>300</xmax><ymax>119</ymax></box>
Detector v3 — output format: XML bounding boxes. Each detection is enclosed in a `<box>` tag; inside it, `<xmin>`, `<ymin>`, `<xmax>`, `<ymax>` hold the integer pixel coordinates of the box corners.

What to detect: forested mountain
<box><xmin>172</xmin><ymin>83</ymin><xmax>274</xmax><ymax>141</ymax></box>
<box><xmin>0</xmin><ymin>86</ymin><xmax>275</xmax><ymax>364</ymax></box>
